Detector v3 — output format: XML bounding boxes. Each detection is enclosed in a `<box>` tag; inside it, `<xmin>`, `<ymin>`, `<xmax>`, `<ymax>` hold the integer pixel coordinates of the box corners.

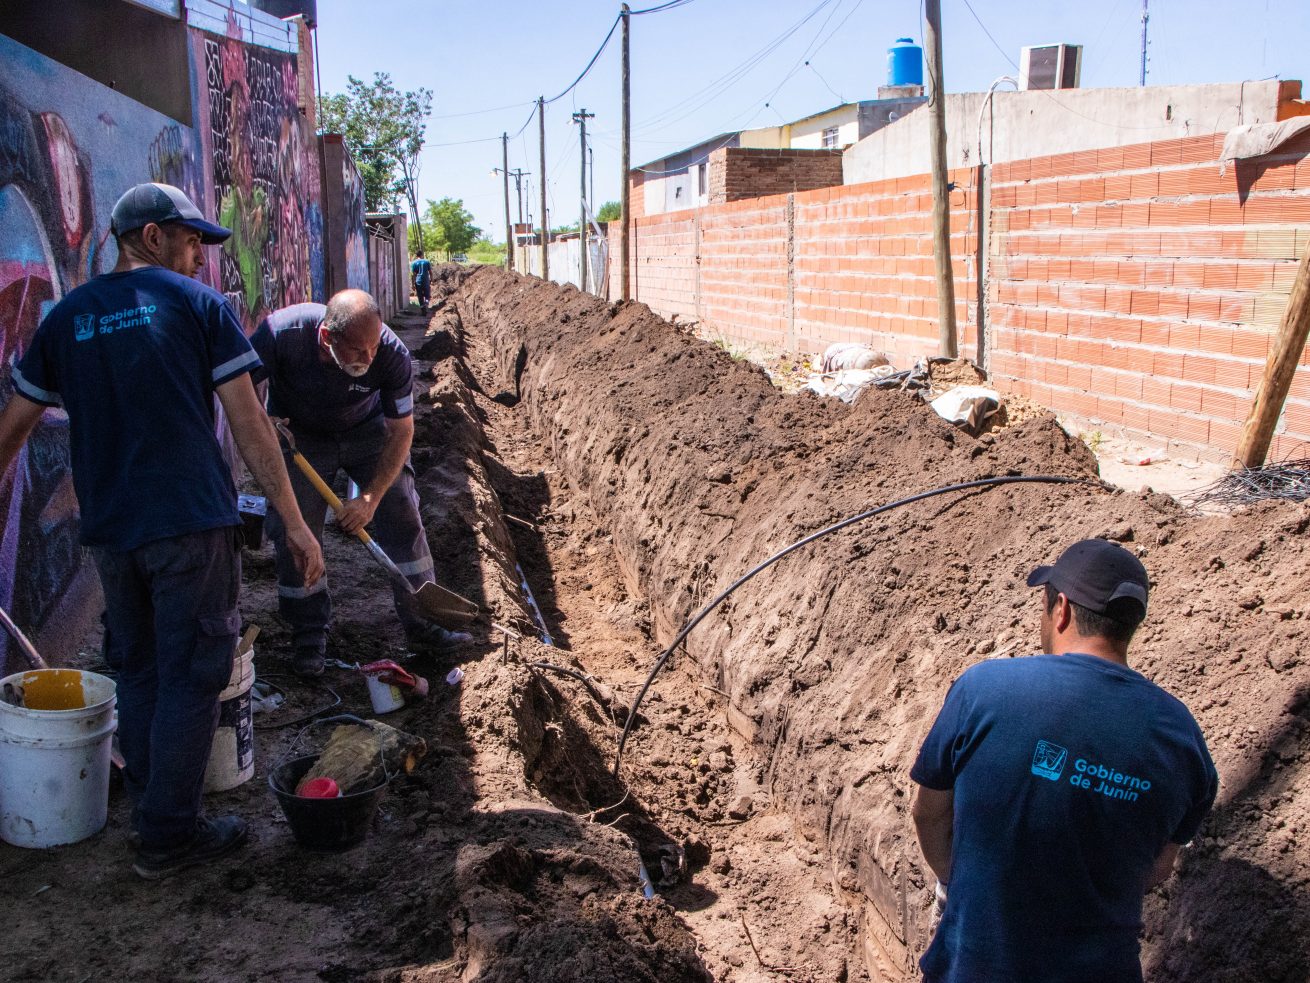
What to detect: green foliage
<box><xmin>407</xmin><ymin>198</ymin><xmax>482</xmax><ymax>260</ymax></box>
<box><xmin>550</xmin><ymin>223</ymin><xmax>580</xmax><ymax>236</ymax></box>
<box><xmin>468</xmin><ymin>238</ymin><xmax>506</xmax><ymax>266</ymax></box>
<box><xmin>319</xmin><ymin>73</ymin><xmax>432</xmax><ymax>213</ymax></box>
<box><xmin>596</xmin><ymin>200</ymin><xmax>621</xmax><ymax>223</ymax></box>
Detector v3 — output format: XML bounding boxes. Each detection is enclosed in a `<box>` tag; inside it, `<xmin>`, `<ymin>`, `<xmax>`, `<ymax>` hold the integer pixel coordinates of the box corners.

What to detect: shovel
<box><xmin>272</xmin><ymin>421</ymin><xmax>479</xmax><ymax>628</ymax></box>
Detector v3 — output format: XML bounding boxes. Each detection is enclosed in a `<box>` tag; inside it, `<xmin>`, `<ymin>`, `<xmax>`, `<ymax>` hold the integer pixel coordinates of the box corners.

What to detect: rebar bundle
<box><xmin>1188</xmin><ymin>458</ymin><xmax>1310</xmax><ymax>508</ymax></box>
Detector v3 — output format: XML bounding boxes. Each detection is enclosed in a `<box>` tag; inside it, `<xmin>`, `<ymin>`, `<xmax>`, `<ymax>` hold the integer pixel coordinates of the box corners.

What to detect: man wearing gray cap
<box><xmin>0</xmin><ymin>183</ymin><xmax>324</xmax><ymax>879</ymax></box>
<box><xmin>910</xmin><ymin>539</ymin><xmax>1217</xmax><ymax>983</ymax></box>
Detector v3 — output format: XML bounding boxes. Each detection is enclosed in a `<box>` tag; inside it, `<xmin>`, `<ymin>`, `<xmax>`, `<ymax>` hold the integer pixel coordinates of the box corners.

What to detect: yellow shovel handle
<box><xmin>287</xmin><ymin>450</ymin><xmax>375</xmax><ymax>547</ymax></box>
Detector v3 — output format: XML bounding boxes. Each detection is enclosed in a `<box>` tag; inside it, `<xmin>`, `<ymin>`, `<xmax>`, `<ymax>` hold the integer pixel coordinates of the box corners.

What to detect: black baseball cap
<box><xmin>110</xmin><ymin>183</ymin><xmax>231</xmax><ymax>244</ymax></box>
<box><xmin>1026</xmin><ymin>539</ymin><xmax>1149</xmax><ymax>618</ymax></box>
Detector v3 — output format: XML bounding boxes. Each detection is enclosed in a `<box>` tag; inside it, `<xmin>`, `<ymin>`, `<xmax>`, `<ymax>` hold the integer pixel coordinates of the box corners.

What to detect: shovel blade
<box><xmin>413</xmin><ymin>582</ymin><xmax>479</xmax><ymax>628</ymax></box>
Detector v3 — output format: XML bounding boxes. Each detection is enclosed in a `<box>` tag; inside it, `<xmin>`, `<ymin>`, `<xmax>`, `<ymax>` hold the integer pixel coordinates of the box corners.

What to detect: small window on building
<box><xmin>822</xmin><ymin>126</ymin><xmax>840</xmax><ymax>149</ymax></box>
<box><xmin>698</xmin><ymin>164</ymin><xmax>707</xmax><ymax>196</ymax></box>
<box><xmin>675</xmin><ymin>186</ymin><xmax>684</xmax><ymax>199</ymax></box>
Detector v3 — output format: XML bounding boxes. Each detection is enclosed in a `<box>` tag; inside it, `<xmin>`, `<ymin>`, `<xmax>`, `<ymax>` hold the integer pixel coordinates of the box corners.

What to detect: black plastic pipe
<box><xmin>612</xmin><ymin>474</ymin><xmax>1084</xmax><ymax>774</ymax></box>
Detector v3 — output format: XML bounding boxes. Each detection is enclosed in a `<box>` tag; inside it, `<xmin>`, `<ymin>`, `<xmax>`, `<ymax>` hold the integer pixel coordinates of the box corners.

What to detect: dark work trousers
<box><xmin>415</xmin><ymin>280</ymin><xmax>431</xmax><ymax>309</ymax></box>
<box><xmin>94</xmin><ymin>526</ymin><xmax>242</xmax><ymax>849</ymax></box>
<box><xmin>264</xmin><ymin>420</ymin><xmax>435</xmax><ymax>651</ymax></box>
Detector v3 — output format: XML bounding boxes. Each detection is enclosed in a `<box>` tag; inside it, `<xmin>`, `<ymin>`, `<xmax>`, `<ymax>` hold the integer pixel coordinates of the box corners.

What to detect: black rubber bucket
<box><xmin>269</xmin><ymin>754</ymin><xmax>386</xmax><ymax>851</ymax></box>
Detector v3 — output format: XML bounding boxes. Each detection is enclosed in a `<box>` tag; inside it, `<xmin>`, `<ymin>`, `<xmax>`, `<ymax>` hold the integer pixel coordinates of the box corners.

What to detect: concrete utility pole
<box><xmin>501</xmin><ymin>133</ymin><xmax>514</xmax><ymax>272</ymax></box>
<box><xmin>573</xmin><ymin>108</ymin><xmax>595</xmax><ymax>291</ymax></box>
<box><xmin>510</xmin><ymin>169</ymin><xmax>529</xmax><ymax>225</ymax></box>
<box><xmin>1234</xmin><ymin>246</ymin><xmax>1310</xmax><ymax>468</ymax></box>
<box><xmin>620</xmin><ymin>3</ymin><xmax>632</xmax><ymax>301</ymax></box>
<box><xmin>538</xmin><ymin>96</ymin><xmax>548</xmax><ymax>280</ymax></box>
<box><xmin>1139</xmin><ymin>0</ymin><xmax>1149</xmax><ymax>87</ymax></box>
<box><xmin>924</xmin><ymin>0</ymin><xmax>958</xmax><ymax>358</ymax></box>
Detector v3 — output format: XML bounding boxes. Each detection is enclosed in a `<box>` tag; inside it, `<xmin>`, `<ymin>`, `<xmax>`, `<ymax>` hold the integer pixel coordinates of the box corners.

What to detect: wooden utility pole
<box><xmin>573</xmin><ymin>108</ymin><xmax>595</xmax><ymax>291</ymax></box>
<box><xmin>924</xmin><ymin>0</ymin><xmax>958</xmax><ymax>358</ymax></box>
<box><xmin>538</xmin><ymin>96</ymin><xmax>548</xmax><ymax>280</ymax></box>
<box><xmin>620</xmin><ymin>3</ymin><xmax>632</xmax><ymax>301</ymax></box>
<box><xmin>501</xmin><ymin>133</ymin><xmax>514</xmax><ymax>272</ymax></box>
<box><xmin>1233</xmin><ymin>246</ymin><xmax>1310</xmax><ymax>468</ymax></box>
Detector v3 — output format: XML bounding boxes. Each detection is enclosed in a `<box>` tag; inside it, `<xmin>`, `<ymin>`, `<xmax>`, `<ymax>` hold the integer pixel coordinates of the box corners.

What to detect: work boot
<box><xmin>293</xmin><ymin>644</ymin><xmax>326</xmax><ymax>678</ymax></box>
<box><xmin>404</xmin><ymin>622</ymin><xmax>473</xmax><ymax>651</ymax></box>
<box><xmin>132</xmin><ymin>815</ymin><xmax>248</xmax><ymax>881</ymax></box>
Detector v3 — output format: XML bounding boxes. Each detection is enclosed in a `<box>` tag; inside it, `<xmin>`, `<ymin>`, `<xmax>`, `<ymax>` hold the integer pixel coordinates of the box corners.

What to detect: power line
<box><xmin>958</xmin><ymin>0</ymin><xmax>1190</xmax><ymax>131</ymax></box>
<box><xmin>546</xmin><ymin>14</ymin><xmax>622</xmax><ymax>104</ymax></box>
<box><xmin>630</xmin><ymin>0</ymin><xmax>695</xmax><ymax>14</ymax></box>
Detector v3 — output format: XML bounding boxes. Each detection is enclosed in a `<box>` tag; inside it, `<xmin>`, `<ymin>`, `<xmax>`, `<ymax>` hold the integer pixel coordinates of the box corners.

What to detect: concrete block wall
<box><xmin>708</xmin><ymin>146</ymin><xmax>844</xmax><ymax>203</ymax></box>
<box><xmin>987</xmin><ymin>131</ymin><xmax>1310</xmax><ymax>460</ymax></box>
<box><xmin>614</xmin><ymin>130</ymin><xmax>1310</xmax><ymax>461</ymax></box>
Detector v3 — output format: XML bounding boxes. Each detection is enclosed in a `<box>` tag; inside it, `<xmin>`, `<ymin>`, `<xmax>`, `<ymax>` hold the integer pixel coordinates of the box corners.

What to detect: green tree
<box><xmin>408</xmin><ymin>198</ymin><xmax>481</xmax><ymax>260</ymax></box>
<box><xmin>468</xmin><ymin>237</ymin><xmax>506</xmax><ymax>266</ymax></box>
<box><xmin>319</xmin><ymin>73</ymin><xmax>432</xmax><ymax>240</ymax></box>
<box><xmin>596</xmin><ymin>200</ymin><xmax>621</xmax><ymax>223</ymax></box>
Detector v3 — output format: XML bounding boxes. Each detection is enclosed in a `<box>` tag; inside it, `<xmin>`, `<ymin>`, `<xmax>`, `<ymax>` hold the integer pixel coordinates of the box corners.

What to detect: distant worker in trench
<box><xmin>910</xmin><ymin>539</ymin><xmax>1217</xmax><ymax>983</ymax></box>
<box><xmin>411</xmin><ymin>250</ymin><xmax>433</xmax><ymax>313</ymax></box>
<box><xmin>252</xmin><ymin>289</ymin><xmax>469</xmax><ymax>677</ymax></box>
<box><xmin>0</xmin><ymin>183</ymin><xmax>324</xmax><ymax>879</ymax></box>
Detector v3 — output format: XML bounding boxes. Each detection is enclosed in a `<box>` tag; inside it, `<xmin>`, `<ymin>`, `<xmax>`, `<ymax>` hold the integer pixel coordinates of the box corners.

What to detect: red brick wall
<box><xmin>708</xmin><ymin>147</ymin><xmax>844</xmax><ymax>203</ymax></box>
<box><xmin>613</xmin><ymin>132</ymin><xmax>1310</xmax><ymax>459</ymax></box>
<box><xmin>988</xmin><ymin>131</ymin><xmax>1310</xmax><ymax>460</ymax></box>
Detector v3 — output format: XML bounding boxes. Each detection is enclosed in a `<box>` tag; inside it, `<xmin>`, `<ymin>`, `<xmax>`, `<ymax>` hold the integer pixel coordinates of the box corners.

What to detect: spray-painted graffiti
<box><xmin>195</xmin><ymin>26</ymin><xmax>324</xmax><ymax>327</ymax></box>
<box><xmin>342</xmin><ymin>150</ymin><xmax>369</xmax><ymax>290</ymax></box>
<box><xmin>0</xmin><ymin>36</ymin><xmax>200</xmax><ymax>672</ymax></box>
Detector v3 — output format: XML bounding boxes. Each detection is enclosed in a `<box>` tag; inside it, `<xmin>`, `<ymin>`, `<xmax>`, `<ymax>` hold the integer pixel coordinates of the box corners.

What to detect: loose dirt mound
<box><xmin>455</xmin><ymin>268</ymin><xmax>1310</xmax><ymax>982</ymax></box>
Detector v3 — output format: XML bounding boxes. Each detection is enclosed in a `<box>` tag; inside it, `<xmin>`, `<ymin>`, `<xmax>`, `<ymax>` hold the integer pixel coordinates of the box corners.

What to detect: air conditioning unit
<box><xmin>1019</xmin><ymin>44</ymin><xmax>1083</xmax><ymax>90</ymax></box>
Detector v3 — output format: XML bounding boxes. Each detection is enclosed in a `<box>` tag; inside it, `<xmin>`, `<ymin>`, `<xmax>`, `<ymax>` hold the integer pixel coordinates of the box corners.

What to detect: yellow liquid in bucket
<box><xmin>18</xmin><ymin>669</ymin><xmax>87</xmax><ymax>710</ymax></box>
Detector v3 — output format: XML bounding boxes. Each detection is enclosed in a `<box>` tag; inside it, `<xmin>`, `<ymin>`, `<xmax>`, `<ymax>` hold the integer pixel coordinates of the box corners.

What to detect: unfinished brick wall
<box><xmin>708</xmin><ymin>147</ymin><xmax>844</xmax><ymax>204</ymax></box>
<box><xmin>612</xmin><ymin>131</ymin><xmax>1310</xmax><ymax>460</ymax></box>
<box><xmin>988</xmin><ymin>131</ymin><xmax>1310</xmax><ymax>461</ymax></box>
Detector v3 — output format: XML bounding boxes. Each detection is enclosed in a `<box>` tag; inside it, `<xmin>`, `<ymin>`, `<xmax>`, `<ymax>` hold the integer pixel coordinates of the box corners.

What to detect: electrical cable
<box><xmin>611</xmin><ymin>474</ymin><xmax>1086</xmax><ymax>775</ymax></box>
<box><xmin>630</xmin><ymin>0</ymin><xmax>695</xmax><ymax>14</ymax></box>
<box><xmin>545</xmin><ymin>14</ymin><xmax>622</xmax><ymax>105</ymax></box>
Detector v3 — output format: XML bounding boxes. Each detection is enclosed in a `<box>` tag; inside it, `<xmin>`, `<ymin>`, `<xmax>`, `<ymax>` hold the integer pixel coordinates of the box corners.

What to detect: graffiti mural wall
<box><xmin>0</xmin><ymin>34</ymin><xmax>206</xmax><ymax>671</ymax></box>
<box><xmin>342</xmin><ymin>147</ymin><xmax>369</xmax><ymax>291</ymax></box>
<box><xmin>191</xmin><ymin>24</ymin><xmax>324</xmax><ymax>328</ymax></box>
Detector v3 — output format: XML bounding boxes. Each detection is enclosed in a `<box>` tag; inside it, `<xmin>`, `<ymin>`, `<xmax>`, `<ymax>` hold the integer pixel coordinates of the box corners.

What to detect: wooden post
<box><xmin>501</xmin><ymin>133</ymin><xmax>514</xmax><ymax>272</ymax></box>
<box><xmin>538</xmin><ymin>96</ymin><xmax>548</xmax><ymax>280</ymax></box>
<box><xmin>924</xmin><ymin>0</ymin><xmax>958</xmax><ymax>358</ymax></box>
<box><xmin>1233</xmin><ymin>245</ymin><xmax>1310</xmax><ymax>468</ymax></box>
<box><xmin>621</xmin><ymin>3</ymin><xmax>632</xmax><ymax>301</ymax></box>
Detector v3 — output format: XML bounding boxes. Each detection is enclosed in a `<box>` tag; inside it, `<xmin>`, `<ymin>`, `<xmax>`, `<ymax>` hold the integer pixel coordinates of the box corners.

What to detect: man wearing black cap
<box><xmin>910</xmin><ymin>539</ymin><xmax>1217</xmax><ymax>983</ymax></box>
<box><xmin>0</xmin><ymin>183</ymin><xmax>324</xmax><ymax>879</ymax></box>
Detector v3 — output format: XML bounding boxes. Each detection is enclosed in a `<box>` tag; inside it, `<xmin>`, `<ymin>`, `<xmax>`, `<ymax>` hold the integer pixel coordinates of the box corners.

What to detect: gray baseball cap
<box><xmin>110</xmin><ymin>183</ymin><xmax>231</xmax><ymax>244</ymax></box>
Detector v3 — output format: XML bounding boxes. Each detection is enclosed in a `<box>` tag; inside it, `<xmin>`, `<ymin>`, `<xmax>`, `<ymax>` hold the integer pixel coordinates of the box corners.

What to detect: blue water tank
<box><xmin>887</xmin><ymin>37</ymin><xmax>923</xmax><ymax>87</ymax></box>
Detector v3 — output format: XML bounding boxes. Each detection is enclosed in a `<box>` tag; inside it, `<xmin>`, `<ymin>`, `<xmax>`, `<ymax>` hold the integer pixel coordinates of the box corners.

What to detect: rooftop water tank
<box><xmin>887</xmin><ymin>37</ymin><xmax>923</xmax><ymax>87</ymax></box>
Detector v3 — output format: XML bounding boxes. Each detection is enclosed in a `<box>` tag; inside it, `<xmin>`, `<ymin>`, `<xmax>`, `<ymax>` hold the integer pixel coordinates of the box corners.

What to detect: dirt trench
<box><xmin>4</xmin><ymin>264</ymin><xmax>1308</xmax><ymax>982</ymax></box>
<box><xmin>451</xmin><ymin>265</ymin><xmax>1310</xmax><ymax>982</ymax></box>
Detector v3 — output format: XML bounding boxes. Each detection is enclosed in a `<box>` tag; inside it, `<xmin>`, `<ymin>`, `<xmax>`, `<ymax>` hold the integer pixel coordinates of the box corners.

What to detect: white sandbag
<box><xmin>820</xmin><ymin>343</ymin><xmax>889</xmax><ymax>373</ymax></box>
<box><xmin>929</xmin><ymin>386</ymin><xmax>1003</xmax><ymax>435</ymax></box>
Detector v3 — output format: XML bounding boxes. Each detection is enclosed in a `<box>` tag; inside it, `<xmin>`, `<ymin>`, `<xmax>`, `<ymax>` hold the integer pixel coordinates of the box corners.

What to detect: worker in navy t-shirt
<box><xmin>410</xmin><ymin>252</ymin><xmax>433</xmax><ymax>312</ymax></box>
<box><xmin>0</xmin><ymin>183</ymin><xmax>323</xmax><ymax>879</ymax></box>
<box><xmin>251</xmin><ymin>290</ymin><xmax>467</xmax><ymax>677</ymax></box>
<box><xmin>911</xmin><ymin>539</ymin><xmax>1217</xmax><ymax>983</ymax></box>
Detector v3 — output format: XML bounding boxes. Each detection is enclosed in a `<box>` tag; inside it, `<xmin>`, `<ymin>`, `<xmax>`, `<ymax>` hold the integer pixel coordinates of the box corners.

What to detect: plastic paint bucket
<box><xmin>363</xmin><ymin>670</ymin><xmax>405</xmax><ymax>715</ymax></box>
<box><xmin>205</xmin><ymin>647</ymin><xmax>255</xmax><ymax>792</ymax></box>
<box><xmin>0</xmin><ymin>668</ymin><xmax>117</xmax><ymax>848</ymax></box>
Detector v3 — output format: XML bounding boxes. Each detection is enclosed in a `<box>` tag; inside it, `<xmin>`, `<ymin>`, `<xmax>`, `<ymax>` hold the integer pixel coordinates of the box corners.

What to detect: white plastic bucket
<box><xmin>0</xmin><ymin>668</ymin><xmax>117</xmax><ymax>848</ymax></box>
<box><xmin>364</xmin><ymin>672</ymin><xmax>405</xmax><ymax>714</ymax></box>
<box><xmin>204</xmin><ymin>647</ymin><xmax>254</xmax><ymax>793</ymax></box>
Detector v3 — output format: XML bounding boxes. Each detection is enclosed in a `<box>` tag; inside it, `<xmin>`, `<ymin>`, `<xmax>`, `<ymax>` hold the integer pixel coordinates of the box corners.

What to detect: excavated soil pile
<box><xmin>455</xmin><ymin>267</ymin><xmax>1310</xmax><ymax>982</ymax></box>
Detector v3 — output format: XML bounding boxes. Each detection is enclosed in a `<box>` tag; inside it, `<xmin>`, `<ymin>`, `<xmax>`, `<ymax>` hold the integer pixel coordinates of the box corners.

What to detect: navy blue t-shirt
<box><xmin>13</xmin><ymin>267</ymin><xmax>259</xmax><ymax>551</ymax></box>
<box><xmin>249</xmin><ymin>303</ymin><xmax>414</xmax><ymax>435</ymax></box>
<box><xmin>911</xmin><ymin>654</ymin><xmax>1217</xmax><ymax>983</ymax></box>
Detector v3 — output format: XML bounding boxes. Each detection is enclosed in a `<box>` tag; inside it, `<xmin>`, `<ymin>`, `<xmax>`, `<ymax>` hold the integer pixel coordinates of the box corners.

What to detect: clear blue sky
<box><xmin>313</xmin><ymin>0</ymin><xmax>1308</xmax><ymax>241</ymax></box>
